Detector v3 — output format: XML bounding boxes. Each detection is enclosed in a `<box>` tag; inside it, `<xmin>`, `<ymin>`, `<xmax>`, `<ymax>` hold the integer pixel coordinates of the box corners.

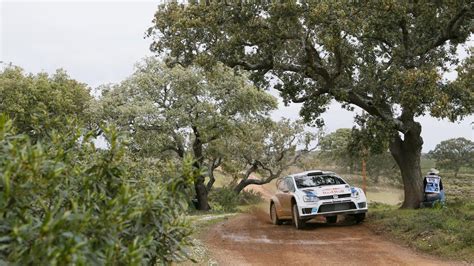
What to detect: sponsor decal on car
<box><xmin>321</xmin><ymin>187</ymin><xmax>346</xmax><ymax>195</ymax></box>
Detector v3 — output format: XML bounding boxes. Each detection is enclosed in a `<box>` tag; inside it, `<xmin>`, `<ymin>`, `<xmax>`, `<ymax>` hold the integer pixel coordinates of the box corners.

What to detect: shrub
<box><xmin>0</xmin><ymin>115</ymin><xmax>195</xmax><ymax>265</ymax></box>
<box><xmin>238</xmin><ymin>190</ymin><xmax>264</xmax><ymax>205</ymax></box>
<box><xmin>208</xmin><ymin>187</ymin><xmax>238</xmax><ymax>212</ymax></box>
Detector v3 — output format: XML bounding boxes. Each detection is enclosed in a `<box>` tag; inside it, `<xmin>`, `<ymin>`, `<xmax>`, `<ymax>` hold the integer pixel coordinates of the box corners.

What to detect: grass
<box><xmin>366</xmin><ymin>188</ymin><xmax>403</xmax><ymax>205</ymax></box>
<box><xmin>180</xmin><ymin>212</ymin><xmax>239</xmax><ymax>265</ymax></box>
<box><xmin>368</xmin><ymin>202</ymin><xmax>474</xmax><ymax>263</ymax></box>
<box><xmin>366</xmin><ymin>170</ymin><xmax>474</xmax><ymax>263</ymax></box>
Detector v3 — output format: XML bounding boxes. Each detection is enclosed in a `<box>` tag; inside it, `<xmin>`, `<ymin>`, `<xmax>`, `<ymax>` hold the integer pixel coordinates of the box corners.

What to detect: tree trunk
<box><xmin>389</xmin><ymin>122</ymin><xmax>424</xmax><ymax>209</ymax></box>
<box><xmin>194</xmin><ymin>175</ymin><xmax>210</xmax><ymax>211</ymax></box>
<box><xmin>193</xmin><ymin>159</ymin><xmax>210</xmax><ymax>210</ymax></box>
<box><xmin>192</xmin><ymin>126</ymin><xmax>210</xmax><ymax>211</ymax></box>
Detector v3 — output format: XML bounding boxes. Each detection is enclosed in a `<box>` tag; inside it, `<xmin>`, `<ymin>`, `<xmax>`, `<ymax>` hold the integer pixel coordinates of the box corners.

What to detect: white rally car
<box><xmin>270</xmin><ymin>170</ymin><xmax>368</xmax><ymax>229</ymax></box>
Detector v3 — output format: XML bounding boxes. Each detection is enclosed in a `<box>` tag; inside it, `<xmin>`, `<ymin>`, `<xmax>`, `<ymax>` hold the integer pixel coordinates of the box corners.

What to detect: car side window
<box><xmin>286</xmin><ymin>178</ymin><xmax>295</xmax><ymax>192</ymax></box>
<box><xmin>277</xmin><ymin>178</ymin><xmax>288</xmax><ymax>192</ymax></box>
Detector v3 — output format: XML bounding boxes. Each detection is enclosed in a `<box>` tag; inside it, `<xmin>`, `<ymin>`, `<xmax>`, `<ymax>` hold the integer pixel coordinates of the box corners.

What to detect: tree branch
<box><xmin>360</xmin><ymin>35</ymin><xmax>394</xmax><ymax>49</ymax></box>
<box><xmin>286</xmin><ymin>86</ymin><xmax>330</xmax><ymax>104</ymax></box>
<box><xmin>206</xmin><ymin>157</ymin><xmax>222</xmax><ymax>192</ymax></box>
<box><xmin>399</xmin><ymin>18</ymin><xmax>410</xmax><ymax>53</ymax></box>
<box><xmin>160</xmin><ymin>145</ymin><xmax>184</xmax><ymax>158</ymax></box>
<box><xmin>333</xmin><ymin>42</ymin><xmax>344</xmax><ymax>79</ymax></box>
<box><xmin>420</xmin><ymin>3</ymin><xmax>473</xmax><ymax>55</ymax></box>
<box><xmin>303</xmin><ymin>36</ymin><xmax>331</xmax><ymax>82</ymax></box>
<box><xmin>345</xmin><ymin>90</ymin><xmax>407</xmax><ymax>133</ymax></box>
<box><xmin>227</xmin><ymin>57</ymin><xmax>273</xmax><ymax>71</ymax></box>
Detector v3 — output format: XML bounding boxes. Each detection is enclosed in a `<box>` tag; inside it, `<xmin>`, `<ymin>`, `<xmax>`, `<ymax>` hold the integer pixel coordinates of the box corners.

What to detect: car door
<box><xmin>275</xmin><ymin>177</ymin><xmax>291</xmax><ymax>217</ymax></box>
<box><xmin>282</xmin><ymin>177</ymin><xmax>296</xmax><ymax>214</ymax></box>
<box><xmin>276</xmin><ymin>177</ymin><xmax>294</xmax><ymax>217</ymax></box>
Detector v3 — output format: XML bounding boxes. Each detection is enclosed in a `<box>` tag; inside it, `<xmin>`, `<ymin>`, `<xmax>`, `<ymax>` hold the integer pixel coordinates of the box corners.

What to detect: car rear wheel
<box><xmin>292</xmin><ymin>204</ymin><xmax>305</xmax><ymax>230</ymax></box>
<box><xmin>326</xmin><ymin>215</ymin><xmax>337</xmax><ymax>224</ymax></box>
<box><xmin>270</xmin><ymin>202</ymin><xmax>282</xmax><ymax>225</ymax></box>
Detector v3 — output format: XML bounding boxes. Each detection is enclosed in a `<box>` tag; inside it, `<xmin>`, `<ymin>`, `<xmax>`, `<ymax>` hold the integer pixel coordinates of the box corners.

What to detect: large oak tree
<box><xmin>148</xmin><ymin>1</ymin><xmax>473</xmax><ymax>208</ymax></box>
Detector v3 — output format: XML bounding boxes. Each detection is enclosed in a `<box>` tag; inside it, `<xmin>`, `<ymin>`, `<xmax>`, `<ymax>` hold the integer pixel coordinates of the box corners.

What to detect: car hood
<box><xmin>301</xmin><ymin>184</ymin><xmax>351</xmax><ymax>197</ymax></box>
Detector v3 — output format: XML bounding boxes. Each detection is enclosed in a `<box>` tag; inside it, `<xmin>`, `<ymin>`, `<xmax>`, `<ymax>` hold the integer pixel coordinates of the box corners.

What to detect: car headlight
<box><xmin>351</xmin><ymin>188</ymin><xmax>360</xmax><ymax>199</ymax></box>
<box><xmin>303</xmin><ymin>195</ymin><xmax>319</xmax><ymax>202</ymax></box>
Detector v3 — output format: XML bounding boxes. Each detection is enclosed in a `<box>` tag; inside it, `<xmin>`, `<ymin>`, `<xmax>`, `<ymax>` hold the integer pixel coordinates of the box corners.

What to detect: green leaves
<box><xmin>149</xmin><ymin>1</ymin><xmax>473</xmax><ymax>130</ymax></box>
<box><xmin>0</xmin><ymin>67</ymin><xmax>93</xmax><ymax>142</ymax></box>
<box><xmin>99</xmin><ymin>57</ymin><xmax>278</xmax><ymax>164</ymax></box>
<box><xmin>0</xmin><ymin>116</ymin><xmax>195</xmax><ymax>264</ymax></box>
<box><xmin>429</xmin><ymin>137</ymin><xmax>474</xmax><ymax>177</ymax></box>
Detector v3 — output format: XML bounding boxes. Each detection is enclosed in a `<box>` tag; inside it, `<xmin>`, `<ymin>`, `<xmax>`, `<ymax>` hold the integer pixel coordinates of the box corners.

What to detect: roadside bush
<box><xmin>238</xmin><ymin>190</ymin><xmax>264</xmax><ymax>205</ymax></box>
<box><xmin>0</xmin><ymin>115</ymin><xmax>195</xmax><ymax>265</ymax></box>
<box><xmin>208</xmin><ymin>187</ymin><xmax>238</xmax><ymax>212</ymax></box>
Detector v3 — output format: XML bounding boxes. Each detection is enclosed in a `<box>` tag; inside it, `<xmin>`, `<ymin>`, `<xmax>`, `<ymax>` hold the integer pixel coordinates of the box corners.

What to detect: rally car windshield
<box><xmin>294</xmin><ymin>175</ymin><xmax>346</xmax><ymax>188</ymax></box>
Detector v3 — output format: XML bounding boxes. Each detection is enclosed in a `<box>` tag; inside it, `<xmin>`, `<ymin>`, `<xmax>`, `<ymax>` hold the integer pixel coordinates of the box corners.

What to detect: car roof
<box><xmin>288</xmin><ymin>170</ymin><xmax>337</xmax><ymax>178</ymax></box>
<box><xmin>287</xmin><ymin>170</ymin><xmax>349</xmax><ymax>187</ymax></box>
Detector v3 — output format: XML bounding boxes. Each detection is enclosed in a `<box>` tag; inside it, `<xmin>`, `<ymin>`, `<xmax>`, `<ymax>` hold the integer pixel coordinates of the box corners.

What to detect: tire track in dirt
<box><xmin>204</xmin><ymin>208</ymin><xmax>462</xmax><ymax>266</ymax></box>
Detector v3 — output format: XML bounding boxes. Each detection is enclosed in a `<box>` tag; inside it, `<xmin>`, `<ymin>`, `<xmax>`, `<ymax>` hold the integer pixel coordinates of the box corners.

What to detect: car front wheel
<box><xmin>270</xmin><ymin>202</ymin><xmax>282</xmax><ymax>225</ymax></box>
<box><xmin>292</xmin><ymin>203</ymin><xmax>305</xmax><ymax>230</ymax></box>
<box><xmin>354</xmin><ymin>213</ymin><xmax>366</xmax><ymax>224</ymax></box>
<box><xmin>326</xmin><ymin>215</ymin><xmax>337</xmax><ymax>224</ymax></box>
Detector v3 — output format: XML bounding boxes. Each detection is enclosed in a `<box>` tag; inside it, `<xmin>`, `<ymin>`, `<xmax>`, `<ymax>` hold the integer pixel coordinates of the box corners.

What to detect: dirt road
<box><xmin>204</xmin><ymin>209</ymin><xmax>460</xmax><ymax>266</ymax></box>
<box><xmin>202</xmin><ymin>184</ymin><xmax>460</xmax><ymax>265</ymax></box>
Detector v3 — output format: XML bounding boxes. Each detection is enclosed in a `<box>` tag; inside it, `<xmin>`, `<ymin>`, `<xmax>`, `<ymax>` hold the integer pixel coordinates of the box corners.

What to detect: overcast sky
<box><xmin>1</xmin><ymin>1</ymin><xmax>472</xmax><ymax>152</ymax></box>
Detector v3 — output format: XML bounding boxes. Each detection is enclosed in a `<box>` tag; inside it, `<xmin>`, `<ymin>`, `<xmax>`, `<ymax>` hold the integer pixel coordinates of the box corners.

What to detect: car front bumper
<box><xmin>297</xmin><ymin>199</ymin><xmax>368</xmax><ymax>218</ymax></box>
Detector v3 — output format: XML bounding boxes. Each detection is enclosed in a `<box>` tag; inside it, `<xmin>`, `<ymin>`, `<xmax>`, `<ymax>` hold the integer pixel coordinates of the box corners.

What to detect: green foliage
<box><xmin>149</xmin><ymin>1</ymin><xmax>474</xmax><ymax>208</ymax></box>
<box><xmin>369</xmin><ymin>202</ymin><xmax>474</xmax><ymax>262</ymax></box>
<box><xmin>208</xmin><ymin>187</ymin><xmax>238</xmax><ymax>213</ymax></box>
<box><xmin>0</xmin><ymin>115</ymin><xmax>195</xmax><ymax>265</ymax></box>
<box><xmin>98</xmin><ymin>57</ymin><xmax>278</xmax><ymax>210</ymax></box>
<box><xmin>319</xmin><ymin>128</ymin><xmax>354</xmax><ymax>171</ymax></box>
<box><xmin>319</xmin><ymin>128</ymin><xmax>401</xmax><ymax>184</ymax></box>
<box><xmin>364</xmin><ymin>152</ymin><xmax>402</xmax><ymax>185</ymax></box>
<box><xmin>0</xmin><ymin>66</ymin><xmax>93</xmax><ymax>141</ymax></box>
<box><xmin>238</xmin><ymin>190</ymin><xmax>263</xmax><ymax>205</ymax></box>
<box><xmin>349</xmin><ymin>114</ymin><xmax>395</xmax><ymax>156</ymax></box>
<box><xmin>98</xmin><ymin>57</ymin><xmax>277</xmax><ymax>160</ymax></box>
<box><xmin>428</xmin><ymin>138</ymin><xmax>474</xmax><ymax>177</ymax></box>
<box><xmin>149</xmin><ymin>1</ymin><xmax>473</xmax><ymax>124</ymax></box>
<box><xmin>223</xmin><ymin>119</ymin><xmax>317</xmax><ymax>192</ymax></box>
<box><xmin>208</xmin><ymin>187</ymin><xmax>263</xmax><ymax>212</ymax></box>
